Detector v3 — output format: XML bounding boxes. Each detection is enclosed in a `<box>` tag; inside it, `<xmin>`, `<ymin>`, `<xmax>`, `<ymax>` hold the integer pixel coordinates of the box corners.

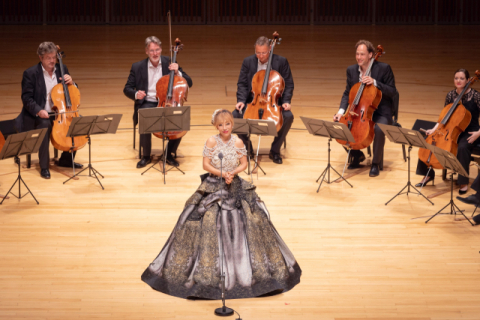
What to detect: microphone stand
<box><xmin>215</xmin><ymin>152</ymin><xmax>234</xmax><ymax>317</ymax></box>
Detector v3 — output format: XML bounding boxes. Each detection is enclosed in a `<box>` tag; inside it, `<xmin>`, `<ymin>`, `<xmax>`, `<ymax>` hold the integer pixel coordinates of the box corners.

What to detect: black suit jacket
<box><xmin>236</xmin><ymin>54</ymin><xmax>294</xmax><ymax>106</ymax></box>
<box><xmin>339</xmin><ymin>61</ymin><xmax>396</xmax><ymax>118</ymax></box>
<box><xmin>15</xmin><ymin>63</ymin><xmax>70</xmax><ymax>132</ymax></box>
<box><xmin>123</xmin><ymin>56</ymin><xmax>193</xmax><ymax>124</ymax></box>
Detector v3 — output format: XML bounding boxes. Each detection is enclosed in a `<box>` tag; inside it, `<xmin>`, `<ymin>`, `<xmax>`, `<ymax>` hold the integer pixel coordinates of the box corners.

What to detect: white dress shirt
<box><xmin>339</xmin><ymin>66</ymin><xmax>377</xmax><ymax>115</ymax></box>
<box><xmin>42</xmin><ymin>65</ymin><xmax>57</xmax><ymax>113</ymax></box>
<box><xmin>257</xmin><ymin>60</ymin><xmax>268</xmax><ymax>72</ymax></box>
<box><xmin>145</xmin><ymin>59</ymin><xmax>163</xmax><ymax>102</ymax></box>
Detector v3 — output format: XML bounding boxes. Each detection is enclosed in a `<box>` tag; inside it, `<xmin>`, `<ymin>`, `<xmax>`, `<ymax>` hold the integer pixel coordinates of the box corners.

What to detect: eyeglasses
<box><xmin>148</xmin><ymin>49</ymin><xmax>161</xmax><ymax>54</ymax></box>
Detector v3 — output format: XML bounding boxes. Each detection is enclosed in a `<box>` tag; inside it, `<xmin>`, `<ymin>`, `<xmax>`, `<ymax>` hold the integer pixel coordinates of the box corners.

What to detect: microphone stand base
<box><xmin>215</xmin><ymin>307</ymin><xmax>234</xmax><ymax>316</ymax></box>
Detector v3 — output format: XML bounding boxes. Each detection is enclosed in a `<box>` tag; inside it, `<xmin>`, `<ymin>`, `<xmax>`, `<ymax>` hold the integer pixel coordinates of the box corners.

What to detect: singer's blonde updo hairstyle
<box><xmin>211</xmin><ymin>109</ymin><xmax>234</xmax><ymax>127</ymax></box>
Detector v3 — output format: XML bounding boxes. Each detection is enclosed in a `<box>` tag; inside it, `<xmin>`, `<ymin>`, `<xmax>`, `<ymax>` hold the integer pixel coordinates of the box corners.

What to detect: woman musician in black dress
<box><xmin>416</xmin><ymin>69</ymin><xmax>480</xmax><ymax>194</ymax></box>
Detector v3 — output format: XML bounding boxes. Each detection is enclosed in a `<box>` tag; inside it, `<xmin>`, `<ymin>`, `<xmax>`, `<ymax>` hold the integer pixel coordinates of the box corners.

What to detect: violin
<box><xmin>336</xmin><ymin>45</ymin><xmax>385</xmax><ymax>150</ymax></box>
<box><xmin>418</xmin><ymin>70</ymin><xmax>480</xmax><ymax>169</ymax></box>
<box><xmin>243</xmin><ymin>31</ymin><xmax>284</xmax><ymax>132</ymax></box>
<box><xmin>153</xmin><ymin>14</ymin><xmax>189</xmax><ymax>140</ymax></box>
<box><xmin>50</xmin><ymin>46</ymin><xmax>88</xmax><ymax>152</ymax></box>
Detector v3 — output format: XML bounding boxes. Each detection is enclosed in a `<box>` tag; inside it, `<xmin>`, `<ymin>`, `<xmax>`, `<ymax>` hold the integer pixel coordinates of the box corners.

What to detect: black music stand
<box><xmin>232</xmin><ymin>118</ymin><xmax>277</xmax><ymax>181</ymax></box>
<box><xmin>301</xmin><ymin>117</ymin><xmax>355</xmax><ymax>192</ymax></box>
<box><xmin>423</xmin><ymin>145</ymin><xmax>474</xmax><ymax>225</ymax></box>
<box><xmin>138</xmin><ymin>106</ymin><xmax>190</xmax><ymax>184</ymax></box>
<box><xmin>0</xmin><ymin>128</ymin><xmax>48</xmax><ymax>205</ymax></box>
<box><xmin>63</xmin><ymin>114</ymin><xmax>122</xmax><ymax>189</ymax></box>
<box><xmin>378</xmin><ymin>124</ymin><xmax>434</xmax><ymax>206</ymax></box>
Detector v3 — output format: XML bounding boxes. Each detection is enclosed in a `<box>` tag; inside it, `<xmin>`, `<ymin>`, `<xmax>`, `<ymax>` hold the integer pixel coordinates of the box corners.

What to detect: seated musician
<box><xmin>233</xmin><ymin>36</ymin><xmax>294</xmax><ymax>164</ymax></box>
<box><xmin>333</xmin><ymin>40</ymin><xmax>397</xmax><ymax>177</ymax></box>
<box><xmin>415</xmin><ymin>69</ymin><xmax>480</xmax><ymax>194</ymax></box>
<box><xmin>15</xmin><ymin>42</ymin><xmax>82</xmax><ymax>179</ymax></box>
<box><xmin>124</xmin><ymin>36</ymin><xmax>192</xmax><ymax>169</ymax></box>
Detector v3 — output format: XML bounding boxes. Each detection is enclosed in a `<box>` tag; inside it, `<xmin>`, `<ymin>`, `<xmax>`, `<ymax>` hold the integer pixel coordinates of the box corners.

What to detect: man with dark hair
<box><xmin>16</xmin><ymin>41</ymin><xmax>82</xmax><ymax>179</ymax></box>
<box><xmin>233</xmin><ymin>35</ymin><xmax>294</xmax><ymax>164</ymax></box>
<box><xmin>333</xmin><ymin>39</ymin><xmax>397</xmax><ymax>177</ymax></box>
<box><xmin>124</xmin><ymin>36</ymin><xmax>192</xmax><ymax>168</ymax></box>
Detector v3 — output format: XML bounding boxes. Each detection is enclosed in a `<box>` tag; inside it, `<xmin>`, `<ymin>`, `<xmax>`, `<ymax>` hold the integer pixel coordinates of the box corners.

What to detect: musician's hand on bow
<box><xmin>37</xmin><ymin>110</ymin><xmax>49</xmax><ymax>119</ymax></box>
<box><xmin>136</xmin><ymin>90</ymin><xmax>146</xmax><ymax>100</ymax></box>
<box><xmin>361</xmin><ymin>76</ymin><xmax>374</xmax><ymax>85</ymax></box>
<box><xmin>425</xmin><ymin>128</ymin><xmax>435</xmax><ymax>136</ymax></box>
<box><xmin>169</xmin><ymin>63</ymin><xmax>179</xmax><ymax>75</ymax></box>
<box><xmin>467</xmin><ymin>130</ymin><xmax>480</xmax><ymax>144</ymax></box>
<box><xmin>333</xmin><ymin>113</ymin><xmax>342</xmax><ymax>122</ymax></box>
<box><xmin>282</xmin><ymin>103</ymin><xmax>291</xmax><ymax>111</ymax></box>
<box><xmin>235</xmin><ymin>102</ymin><xmax>245</xmax><ymax>112</ymax></box>
<box><xmin>60</xmin><ymin>74</ymin><xmax>73</xmax><ymax>85</ymax></box>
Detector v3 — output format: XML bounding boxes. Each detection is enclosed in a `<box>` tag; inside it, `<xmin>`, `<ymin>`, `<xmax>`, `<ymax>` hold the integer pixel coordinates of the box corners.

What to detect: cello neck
<box><xmin>166</xmin><ymin>51</ymin><xmax>178</xmax><ymax>101</ymax></box>
<box><xmin>352</xmin><ymin>58</ymin><xmax>374</xmax><ymax>105</ymax></box>
<box><xmin>441</xmin><ymin>82</ymin><xmax>472</xmax><ymax>125</ymax></box>
<box><xmin>261</xmin><ymin>41</ymin><xmax>275</xmax><ymax>96</ymax></box>
<box><xmin>57</xmin><ymin>52</ymin><xmax>72</xmax><ymax>109</ymax></box>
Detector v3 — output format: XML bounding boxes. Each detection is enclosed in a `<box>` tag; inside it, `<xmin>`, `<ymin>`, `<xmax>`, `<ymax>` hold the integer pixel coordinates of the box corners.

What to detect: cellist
<box><xmin>233</xmin><ymin>36</ymin><xmax>294</xmax><ymax>165</ymax></box>
<box><xmin>333</xmin><ymin>40</ymin><xmax>397</xmax><ymax>177</ymax></box>
<box><xmin>123</xmin><ymin>36</ymin><xmax>192</xmax><ymax>169</ymax></box>
<box><xmin>415</xmin><ymin>69</ymin><xmax>480</xmax><ymax>194</ymax></box>
<box><xmin>15</xmin><ymin>42</ymin><xmax>82</xmax><ymax>179</ymax></box>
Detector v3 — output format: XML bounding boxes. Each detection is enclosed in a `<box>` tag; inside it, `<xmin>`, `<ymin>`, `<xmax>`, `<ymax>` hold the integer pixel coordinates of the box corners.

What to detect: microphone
<box><xmin>258</xmin><ymin>108</ymin><xmax>264</xmax><ymax>120</ymax></box>
<box><xmin>218</xmin><ymin>152</ymin><xmax>224</xmax><ymax>160</ymax></box>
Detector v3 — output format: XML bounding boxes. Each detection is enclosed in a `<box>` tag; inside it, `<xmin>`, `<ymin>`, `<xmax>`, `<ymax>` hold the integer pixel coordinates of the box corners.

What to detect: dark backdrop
<box><xmin>1</xmin><ymin>0</ymin><xmax>479</xmax><ymax>25</ymax></box>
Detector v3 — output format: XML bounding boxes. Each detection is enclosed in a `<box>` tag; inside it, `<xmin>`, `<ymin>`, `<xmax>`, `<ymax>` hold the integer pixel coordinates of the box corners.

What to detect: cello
<box><xmin>153</xmin><ymin>18</ymin><xmax>189</xmax><ymax>140</ymax></box>
<box><xmin>50</xmin><ymin>46</ymin><xmax>88</xmax><ymax>152</ymax></box>
<box><xmin>336</xmin><ymin>45</ymin><xmax>385</xmax><ymax>150</ymax></box>
<box><xmin>418</xmin><ymin>70</ymin><xmax>480</xmax><ymax>169</ymax></box>
<box><xmin>243</xmin><ymin>31</ymin><xmax>284</xmax><ymax>132</ymax></box>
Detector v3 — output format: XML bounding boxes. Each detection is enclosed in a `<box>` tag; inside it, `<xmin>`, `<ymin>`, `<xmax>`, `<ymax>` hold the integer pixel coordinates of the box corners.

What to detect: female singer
<box><xmin>141</xmin><ymin>109</ymin><xmax>301</xmax><ymax>299</ymax></box>
<box><xmin>416</xmin><ymin>69</ymin><xmax>480</xmax><ymax>194</ymax></box>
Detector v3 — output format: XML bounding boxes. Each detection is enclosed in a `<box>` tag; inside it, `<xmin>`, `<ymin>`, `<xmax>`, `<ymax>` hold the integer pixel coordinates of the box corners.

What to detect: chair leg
<box><xmin>442</xmin><ymin>169</ymin><xmax>447</xmax><ymax>180</ymax></box>
<box><xmin>367</xmin><ymin>145</ymin><xmax>372</xmax><ymax>157</ymax></box>
<box><xmin>26</xmin><ymin>154</ymin><xmax>31</xmax><ymax>168</ymax></box>
<box><xmin>133</xmin><ymin>123</ymin><xmax>136</xmax><ymax>150</ymax></box>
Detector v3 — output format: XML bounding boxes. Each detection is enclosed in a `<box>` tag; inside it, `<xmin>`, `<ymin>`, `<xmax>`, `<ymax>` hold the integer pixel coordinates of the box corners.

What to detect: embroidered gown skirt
<box><xmin>141</xmin><ymin>175</ymin><xmax>302</xmax><ymax>299</ymax></box>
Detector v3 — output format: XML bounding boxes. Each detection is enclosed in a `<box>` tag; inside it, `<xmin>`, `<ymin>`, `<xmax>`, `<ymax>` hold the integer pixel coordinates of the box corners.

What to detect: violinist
<box><xmin>233</xmin><ymin>36</ymin><xmax>294</xmax><ymax>164</ymax></box>
<box><xmin>124</xmin><ymin>36</ymin><xmax>192</xmax><ymax>169</ymax></box>
<box><xmin>416</xmin><ymin>69</ymin><xmax>480</xmax><ymax>194</ymax></box>
<box><xmin>15</xmin><ymin>42</ymin><xmax>82</xmax><ymax>179</ymax></box>
<box><xmin>333</xmin><ymin>40</ymin><xmax>397</xmax><ymax>177</ymax></box>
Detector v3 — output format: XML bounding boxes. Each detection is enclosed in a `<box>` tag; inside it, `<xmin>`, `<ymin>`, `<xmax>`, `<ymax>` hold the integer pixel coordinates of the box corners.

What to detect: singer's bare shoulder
<box><xmin>205</xmin><ymin>135</ymin><xmax>217</xmax><ymax>148</ymax></box>
<box><xmin>234</xmin><ymin>137</ymin><xmax>245</xmax><ymax>149</ymax></box>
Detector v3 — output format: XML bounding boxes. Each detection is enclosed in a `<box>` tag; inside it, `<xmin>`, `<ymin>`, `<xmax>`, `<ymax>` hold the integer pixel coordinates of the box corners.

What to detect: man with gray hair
<box><xmin>233</xmin><ymin>35</ymin><xmax>294</xmax><ymax>165</ymax></box>
<box><xmin>15</xmin><ymin>41</ymin><xmax>82</xmax><ymax>179</ymax></box>
<box><xmin>124</xmin><ymin>36</ymin><xmax>192</xmax><ymax>169</ymax></box>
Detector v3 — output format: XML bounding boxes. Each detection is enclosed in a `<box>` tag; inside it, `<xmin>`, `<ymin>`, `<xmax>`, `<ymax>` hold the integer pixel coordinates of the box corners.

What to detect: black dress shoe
<box><xmin>456</xmin><ymin>194</ymin><xmax>480</xmax><ymax>206</ymax></box>
<box><xmin>459</xmin><ymin>188</ymin><xmax>468</xmax><ymax>195</ymax></box>
<box><xmin>269</xmin><ymin>152</ymin><xmax>282</xmax><ymax>164</ymax></box>
<box><xmin>40</xmin><ymin>169</ymin><xmax>51</xmax><ymax>179</ymax></box>
<box><xmin>165</xmin><ymin>155</ymin><xmax>179</xmax><ymax>167</ymax></box>
<box><xmin>137</xmin><ymin>157</ymin><xmax>151</xmax><ymax>168</ymax></box>
<box><xmin>415</xmin><ymin>176</ymin><xmax>435</xmax><ymax>187</ymax></box>
<box><xmin>369</xmin><ymin>163</ymin><xmax>380</xmax><ymax>177</ymax></box>
<box><xmin>347</xmin><ymin>153</ymin><xmax>366</xmax><ymax>169</ymax></box>
<box><xmin>56</xmin><ymin>160</ymin><xmax>83</xmax><ymax>169</ymax></box>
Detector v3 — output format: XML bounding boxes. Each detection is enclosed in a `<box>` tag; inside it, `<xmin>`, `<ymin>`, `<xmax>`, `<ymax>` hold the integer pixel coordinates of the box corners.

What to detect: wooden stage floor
<box><xmin>1</xmin><ymin>25</ymin><xmax>480</xmax><ymax>319</ymax></box>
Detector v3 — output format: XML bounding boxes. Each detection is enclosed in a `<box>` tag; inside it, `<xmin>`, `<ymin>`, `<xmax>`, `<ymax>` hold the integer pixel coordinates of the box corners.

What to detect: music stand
<box><xmin>0</xmin><ymin>128</ymin><xmax>48</xmax><ymax>205</ymax></box>
<box><xmin>232</xmin><ymin>118</ymin><xmax>277</xmax><ymax>181</ymax></box>
<box><xmin>138</xmin><ymin>106</ymin><xmax>190</xmax><ymax>184</ymax></box>
<box><xmin>423</xmin><ymin>145</ymin><xmax>474</xmax><ymax>225</ymax></box>
<box><xmin>300</xmin><ymin>117</ymin><xmax>355</xmax><ymax>192</ymax></box>
<box><xmin>63</xmin><ymin>114</ymin><xmax>122</xmax><ymax>189</ymax></box>
<box><xmin>378</xmin><ymin>124</ymin><xmax>434</xmax><ymax>206</ymax></box>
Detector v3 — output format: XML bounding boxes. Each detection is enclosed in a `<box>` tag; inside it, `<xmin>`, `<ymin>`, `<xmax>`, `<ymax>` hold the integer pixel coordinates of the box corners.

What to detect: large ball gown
<box><xmin>141</xmin><ymin>134</ymin><xmax>301</xmax><ymax>299</ymax></box>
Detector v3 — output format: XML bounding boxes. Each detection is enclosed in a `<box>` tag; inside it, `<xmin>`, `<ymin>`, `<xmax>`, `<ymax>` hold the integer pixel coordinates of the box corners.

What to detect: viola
<box><xmin>418</xmin><ymin>70</ymin><xmax>480</xmax><ymax>169</ymax></box>
<box><xmin>336</xmin><ymin>45</ymin><xmax>385</xmax><ymax>150</ymax></box>
<box><xmin>243</xmin><ymin>31</ymin><xmax>285</xmax><ymax>132</ymax></box>
<box><xmin>50</xmin><ymin>46</ymin><xmax>88</xmax><ymax>152</ymax></box>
